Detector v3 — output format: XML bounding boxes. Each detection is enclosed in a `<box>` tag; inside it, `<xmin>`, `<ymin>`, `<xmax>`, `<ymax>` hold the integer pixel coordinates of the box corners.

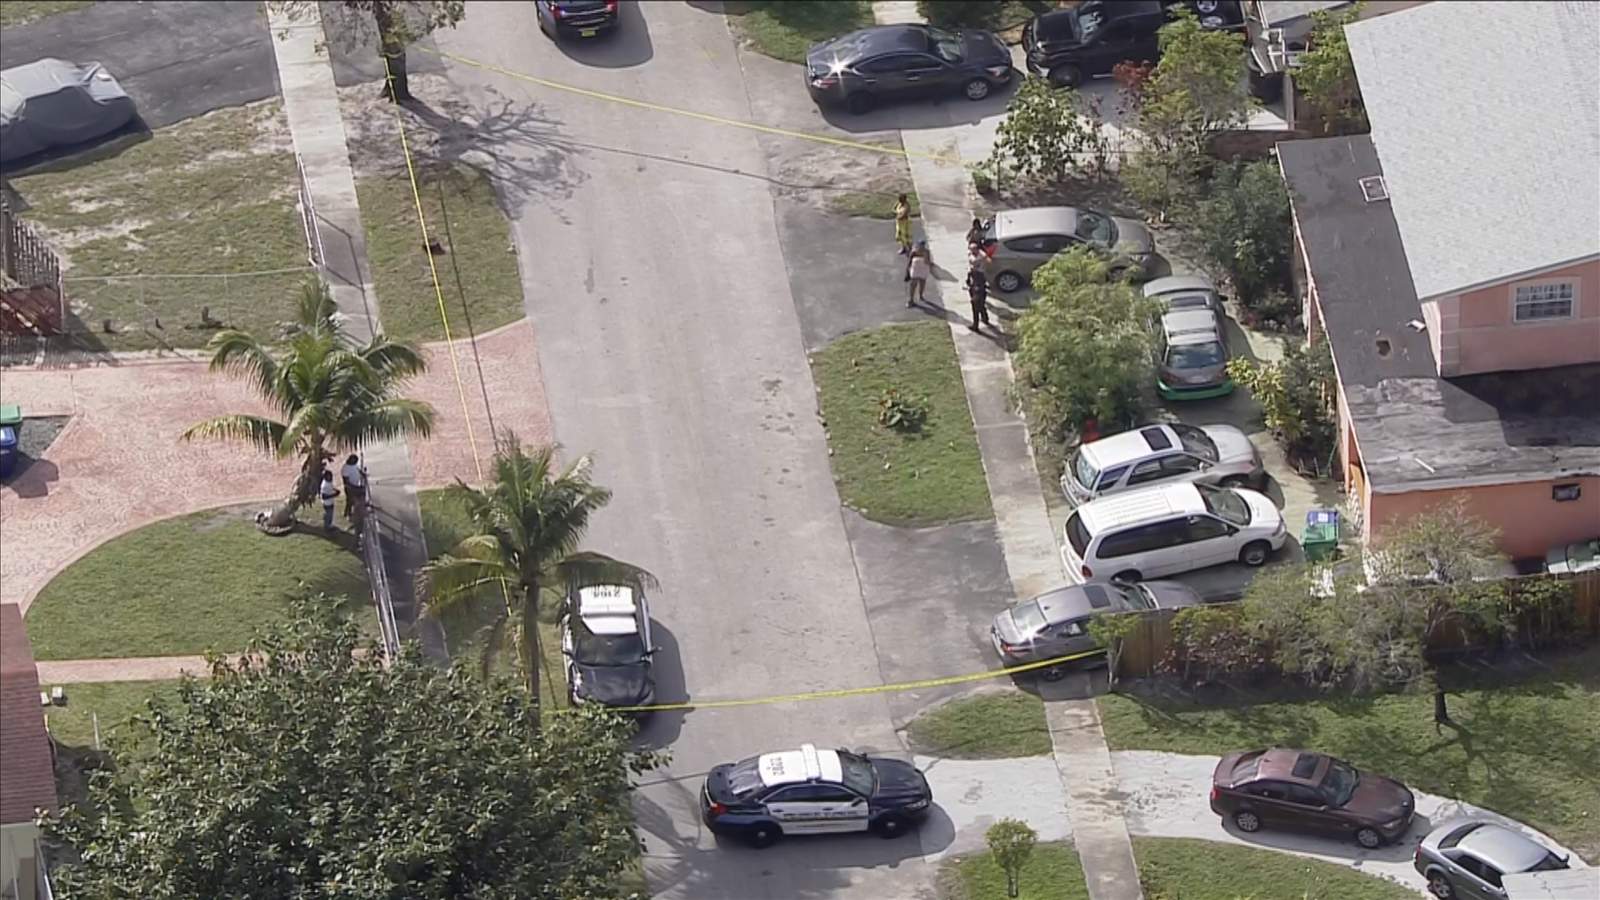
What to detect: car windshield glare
<box><xmin>1170</xmin><ymin>424</ymin><xmax>1219</xmax><ymax>461</ymax></box>
<box><xmin>726</xmin><ymin>757</ymin><xmax>764</xmax><ymax>798</ymax></box>
<box><xmin>1074</xmin><ymin>210</ymin><xmax>1114</xmax><ymax>245</ymax></box>
<box><xmin>1118</xmin><ymin>583</ymin><xmax>1156</xmax><ymax>611</ymax></box>
<box><xmin>1321</xmin><ymin>760</ymin><xmax>1360</xmax><ymax>807</ymax></box>
<box><xmin>574</xmin><ymin>624</ymin><xmax>646</xmax><ymax>665</ymax></box>
<box><xmin>1530</xmin><ymin>852</ymin><xmax>1570</xmax><ymax>872</ymax></box>
<box><xmin>838</xmin><ymin>751</ymin><xmax>878</xmax><ymax>796</ymax></box>
<box><xmin>1168</xmin><ymin>341</ymin><xmax>1225</xmax><ymax>369</ymax></box>
<box><xmin>1197</xmin><ymin>484</ymin><xmax>1250</xmax><ymax>527</ymax></box>
<box><xmin>1012</xmin><ymin>600</ymin><xmax>1048</xmax><ymax>635</ymax></box>
<box><xmin>1072</xmin><ymin>450</ymin><xmax>1100</xmax><ymax>490</ymax></box>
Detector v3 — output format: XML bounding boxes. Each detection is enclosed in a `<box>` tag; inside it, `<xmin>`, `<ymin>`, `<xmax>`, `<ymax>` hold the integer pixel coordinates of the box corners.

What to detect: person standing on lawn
<box><xmin>966</xmin><ymin>260</ymin><xmax>992</xmax><ymax>333</ymax></box>
<box><xmin>341</xmin><ymin>453</ymin><xmax>366</xmax><ymax>520</ymax></box>
<box><xmin>907</xmin><ymin>241</ymin><xmax>931</xmax><ymax>307</ymax></box>
<box><xmin>894</xmin><ymin>194</ymin><xmax>914</xmax><ymax>255</ymax></box>
<box><xmin>319</xmin><ymin>469</ymin><xmax>340</xmax><ymax>532</ymax></box>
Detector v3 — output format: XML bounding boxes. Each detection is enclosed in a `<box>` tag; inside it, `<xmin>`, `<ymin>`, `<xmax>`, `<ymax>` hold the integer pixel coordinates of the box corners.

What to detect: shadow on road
<box><xmin>635</xmin><ymin>621</ymin><xmax>687</xmax><ymax>749</ymax></box>
<box><xmin>548</xmin><ymin>0</ymin><xmax>654</xmax><ymax>68</ymax></box>
<box><xmin>818</xmin><ymin>80</ymin><xmax>1021</xmax><ymax>134</ymax></box>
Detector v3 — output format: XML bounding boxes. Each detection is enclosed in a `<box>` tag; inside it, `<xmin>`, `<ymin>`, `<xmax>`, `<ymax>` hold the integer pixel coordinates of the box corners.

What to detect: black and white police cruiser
<box><xmin>560</xmin><ymin>583</ymin><xmax>656</xmax><ymax>714</ymax></box>
<box><xmin>700</xmin><ymin>743</ymin><xmax>934</xmax><ymax>848</ymax></box>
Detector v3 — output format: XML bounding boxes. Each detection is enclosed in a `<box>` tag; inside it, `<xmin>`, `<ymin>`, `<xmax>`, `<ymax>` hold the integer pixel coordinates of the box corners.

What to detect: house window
<box><xmin>1513</xmin><ymin>281</ymin><xmax>1576</xmax><ymax>322</ymax></box>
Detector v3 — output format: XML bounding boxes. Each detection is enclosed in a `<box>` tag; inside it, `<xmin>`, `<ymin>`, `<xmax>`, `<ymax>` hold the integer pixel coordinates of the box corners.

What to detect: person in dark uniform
<box><xmin>966</xmin><ymin>261</ymin><xmax>992</xmax><ymax>333</ymax></box>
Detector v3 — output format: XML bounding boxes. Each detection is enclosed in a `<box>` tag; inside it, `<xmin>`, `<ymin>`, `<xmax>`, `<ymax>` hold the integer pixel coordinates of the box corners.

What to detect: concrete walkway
<box><xmin>36</xmin><ymin>655</ymin><xmax>221</xmax><ymax>684</ymax></box>
<box><xmin>268</xmin><ymin>6</ymin><xmax>442</xmax><ymax>658</ymax></box>
<box><xmin>870</xmin><ymin>3</ymin><xmax>1143</xmax><ymax>897</ymax></box>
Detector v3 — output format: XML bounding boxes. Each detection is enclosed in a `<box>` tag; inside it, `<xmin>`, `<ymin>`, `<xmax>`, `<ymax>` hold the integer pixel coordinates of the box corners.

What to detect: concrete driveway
<box><xmin>0</xmin><ymin>1</ymin><xmax>278</xmax><ymax>130</ymax></box>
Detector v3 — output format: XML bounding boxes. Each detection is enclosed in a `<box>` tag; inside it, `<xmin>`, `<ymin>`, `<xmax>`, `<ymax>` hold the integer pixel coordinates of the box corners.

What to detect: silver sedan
<box><xmin>980</xmin><ymin>206</ymin><xmax>1156</xmax><ymax>293</ymax></box>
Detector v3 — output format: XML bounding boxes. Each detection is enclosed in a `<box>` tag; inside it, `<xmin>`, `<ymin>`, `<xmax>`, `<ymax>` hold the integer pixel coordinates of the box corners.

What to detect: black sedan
<box><xmin>535</xmin><ymin>0</ymin><xmax>619</xmax><ymax>41</ymax></box>
<box><xmin>805</xmin><ymin>24</ymin><xmax>1012</xmax><ymax>115</ymax></box>
<box><xmin>702</xmin><ymin>743</ymin><xmax>933</xmax><ymax>848</ymax></box>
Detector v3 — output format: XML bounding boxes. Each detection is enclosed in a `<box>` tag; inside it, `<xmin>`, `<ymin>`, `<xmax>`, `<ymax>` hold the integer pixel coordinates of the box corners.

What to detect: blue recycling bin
<box><xmin>0</xmin><ymin>424</ymin><xmax>17</xmax><ymax>480</ymax></box>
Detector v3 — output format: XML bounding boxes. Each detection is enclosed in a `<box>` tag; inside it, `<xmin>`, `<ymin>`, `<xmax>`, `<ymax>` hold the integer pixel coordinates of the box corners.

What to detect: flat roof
<box><xmin>1280</xmin><ymin>135</ymin><xmax>1600</xmax><ymax>492</ymax></box>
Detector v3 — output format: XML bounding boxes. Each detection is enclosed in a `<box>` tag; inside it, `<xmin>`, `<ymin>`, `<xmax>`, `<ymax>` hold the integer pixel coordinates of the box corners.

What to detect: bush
<box><xmin>1015</xmin><ymin>248</ymin><xmax>1156</xmax><ymax>442</ymax></box>
<box><xmin>1225</xmin><ymin>340</ymin><xmax>1335</xmax><ymax>467</ymax></box>
<box><xmin>1190</xmin><ymin>159</ymin><xmax>1293</xmax><ymax>310</ymax></box>
<box><xmin>917</xmin><ymin>0</ymin><xmax>1002</xmax><ymax>29</ymax></box>
<box><xmin>1296</xmin><ymin>3</ymin><xmax>1368</xmax><ymax>135</ymax></box>
<box><xmin>877</xmin><ymin>387</ymin><xmax>931</xmax><ymax>433</ymax></box>
<box><xmin>1158</xmin><ymin>603</ymin><xmax>1274</xmax><ymax>686</ymax></box>
<box><xmin>988</xmin><ymin>77</ymin><xmax>1111</xmax><ymax>185</ymax></box>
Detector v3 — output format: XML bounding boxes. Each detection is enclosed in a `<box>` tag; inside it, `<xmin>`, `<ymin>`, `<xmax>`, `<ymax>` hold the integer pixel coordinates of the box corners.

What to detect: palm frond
<box><xmin>555</xmin><ymin>551</ymin><xmax>660</xmax><ymax>593</ymax></box>
<box><xmin>476</xmin><ymin>606</ymin><xmax>513</xmax><ymax>680</ymax></box>
<box><xmin>336</xmin><ymin>399</ymin><xmax>436</xmax><ymax>447</ymax></box>
<box><xmin>421</xmin><ymin>553</ymin><xmax>518</xmax><ymax>616</ymax></box>
<box><xmin>359</xmin><ymin>338</ymin><xmax>429</xmax><ymax>381</ymax></box>
<box><xmin>295</xmin><ymin>279</ymin><xmax>340</xmax><ymax>336</ymax></box>
<box><xmin>180</xmin><ymin>415</ymin><xmax>287</xmax><ymax>456</ymax></box>
<box><xmin>204</xmin><ymin>330</ymin><xmax>280</xmax><ymax>400</ymax></box>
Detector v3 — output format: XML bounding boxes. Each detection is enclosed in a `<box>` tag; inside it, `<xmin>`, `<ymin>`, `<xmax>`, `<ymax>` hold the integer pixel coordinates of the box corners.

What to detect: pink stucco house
<box><xmin>1276</xmin><ymin>1</ymin><xmax>1600</xmax><ymax>561</ymax></box>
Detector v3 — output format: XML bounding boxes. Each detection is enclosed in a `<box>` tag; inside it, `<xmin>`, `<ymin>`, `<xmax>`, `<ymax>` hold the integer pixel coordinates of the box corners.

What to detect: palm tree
<box><xmin>183</xmin><ymin>281</ymin><xmax>436</xmax><ymax>532</ymax></box>
<box><xmin>421</xmin><ymin>435</ymin><xmax>655</xmax><ymax>721</ymax></box>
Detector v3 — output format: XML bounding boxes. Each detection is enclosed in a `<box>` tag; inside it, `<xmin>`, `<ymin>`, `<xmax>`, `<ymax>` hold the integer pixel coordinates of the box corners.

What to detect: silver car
<box><xmin>1156</xmin><ymin>309</ymin><xmax>1234</xmax><ymax>401</ymax></box>
<box><xmin>981</xmin><ymin>206</ymin><xmax>1155</xmax><ymax>293</ymax></box>
<box><xmin>0</xmin><ymin>59</ymin><xmax>137</xmax><ymax>163</ymax></box>
<box><xmin>1061</xmin><ymin>422</ymin><xmax>1262</xmax><ymax>505</ymax></box>
<box><xmin>991</xmin><ymin>580</ymin><xmax>1201</xmax><ymax>677</ymax></box>
<box><xmin>1414</xmin><ymin>820</ymin><xmax>1569</xmax><ymax>900</ymax></box>
<box><xmin>1143</xmin><ymin>273</ymin><xmax>1222</xmax><ymax>312</ymax></box>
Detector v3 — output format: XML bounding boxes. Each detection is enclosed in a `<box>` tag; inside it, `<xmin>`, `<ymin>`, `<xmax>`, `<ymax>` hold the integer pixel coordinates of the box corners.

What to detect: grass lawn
<box><xmin>1099</xmin><ymin>647</ymin><xmax>1600</xmax><ymax>861</ymax></box>
<box><xmin>940</xmin><ymin>840</ymin><xmax>1088</xmax><ymax>900</ymax></box>
<box><xmin>42</xmin><ymin>680</ymin><xmax>181</xmax><ymax>749</ymax></box>
<box><xmin>1134</xmin><ymin>837</ymin><xmax>1415</xmax><ymax>900</ymax></box>
<box><xmin>827</xmin><ymin>190</ymin><xmax>920</xmax><ymax>220</ymax></box>
<box><xmin>356</xmin><ymin>164</ymin><xmax>524</xmax><ymax>343</ymax></box>
<box><xmin>907</xmin><ymin>689</ymin><xmax>1051</xmax><ymax>759</ymax></box>
<box><xmin>0</xmin><ymin>0</ymin><xmax>93</xmax><ymax>26</ymax></box>
<box><xmin>25</xmin><ymin>506</ymin><xmax>374</xmax><ymax>660</ymax></box>
<box><xmin>724</xmin><ymin>1</ymin><xmax>874</xmax><ymax>63</ymax></box>
<box><xmin>9</xmin><ymin>101</ymin><xmax>307</xmax><ymax>350</ymax></box>
<box><xmin>811</xmin><ymin>322</ymin><xmax>992</xmax><ymax>525</ymax></box>
<box><xmin>418</xmin><ymin>488</ymin><xmax>567</xmax><ymax>711</ymax></box>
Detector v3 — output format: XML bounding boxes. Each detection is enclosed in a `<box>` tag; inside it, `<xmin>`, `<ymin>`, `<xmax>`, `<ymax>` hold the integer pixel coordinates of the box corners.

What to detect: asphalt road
<box><xmin>432</xmin><ymin>4</ymin><xmax>936</xmax><ymax>897</ymax></box>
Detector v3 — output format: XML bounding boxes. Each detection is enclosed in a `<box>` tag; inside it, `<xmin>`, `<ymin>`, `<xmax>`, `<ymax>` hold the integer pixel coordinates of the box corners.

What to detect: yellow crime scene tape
<box><xmin>415</xmin><ymin>45</ymin><xmax>970</xmax><ymax>168</ymax></box>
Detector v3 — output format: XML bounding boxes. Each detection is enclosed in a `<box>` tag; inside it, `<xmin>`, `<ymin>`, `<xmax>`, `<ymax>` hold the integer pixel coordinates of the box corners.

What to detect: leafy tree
<box><xmin>46</xmin><ymin>602</ymin><xmax>660</xmax><ymax>898</ymax></box>
<box><xmin>276</xmin><ymin>1</ymin><xmax>465</xmax><ymax>102</ymax></box>
<box><xmin>183</xmin><ymin>281</ymin><xmax>435</xmax><ymax>532</ymax></box>
<box><xmin>422</xmin><ymin>435</ymin><xmax>656</xmax><ymax>721</ymax></box>
<box><xmin>1296</xmin><ymin>3</ymin><xmax>1367</xmax><ymax>135</ymax></box>
<box><xmin>986</xmin><ymin>818</ymin><xmax>1038</xmax><ymax>899</ymax></box>
<box><xmin>1159</xmin><ymin>602</ymin><xmax>1272</xmax><ymax>685</ymax></box>
<box><xmin>1189</xmin><ymin>159</ymin><xmax>1293</xmax><ymax>309</ymax></box>
<box><xmin>1015</xmin><ymin>248</ymin><xmax>1156</xmax><ymax>442</ymax></box>
<box><xmin>917</xmin><ymin>0</ymin><xmax>1002</xmax><ymax>29</ymax></box>
<box><xmin>1088</xmin><ymin>610</ymin><xmax>1144</xmax><ymax>687</ymax></box>
<box><xmin>989</xmin><ymin>77</ymin><xmax>1111</xmax><ymax>185</ymax></box>
<box><xmin>1226</xmin><ymin>340</ymin><xmax>1335</xmax><ymax>465</ymax></box>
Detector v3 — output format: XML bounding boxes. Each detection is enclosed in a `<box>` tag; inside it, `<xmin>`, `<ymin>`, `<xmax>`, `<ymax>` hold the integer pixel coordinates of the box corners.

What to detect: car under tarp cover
<box><xmin>0</xmin><ymin>58</ymin><xmax>136</xmax><ymax>162</ymax></box>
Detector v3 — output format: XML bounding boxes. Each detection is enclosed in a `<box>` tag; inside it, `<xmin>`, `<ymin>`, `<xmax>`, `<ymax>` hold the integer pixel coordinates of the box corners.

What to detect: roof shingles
<box><xmin>1</xmin><ymin>604</ymin><xmax>57</xmax><ymax>825</ymax></box>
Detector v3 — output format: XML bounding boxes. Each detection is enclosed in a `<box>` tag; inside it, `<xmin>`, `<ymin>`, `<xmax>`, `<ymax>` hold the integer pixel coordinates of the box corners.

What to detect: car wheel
<box><xmin>846</xmin><ymin>92</ymin><xmax>875</xmax><ymax>115</ymax></box>
<box><xmin>1239</xmin><ymin>541</ymin><xmax>1272</xmax><ymax>567</ymax></box>
<box><xmin>994</xmin><ymin>270</ymin><xmax>1023</xmax><ymax>293</ymax></box>
<box><xmin>1354</xmin><ymin>827</ymin><xmax>1383</xmax><ymax>849</ymax></box>
<box><xmin>747</xmin><ymin>822</ymin><xmax>781</xmax><ymax>849</ymax></box>
<box><xmin>1233</xmin><ymin>810</ymin><xmax>1261</xmax><ymax>833</ymax></box>
<box><xmin>1112</xmin><ymin>570</ymin><xmax>1143</xmax><ymax>583</ymax></box>
<box><xmin>1041</xmin><ymin>664</ymin><xmax>1067</xmax><ymax>682</ymax></box>
<box><xmin>963</xmin><ymin>78</ymin><xmax>992</xmax><ymax>101</ymax></box>
<box><xmin>1218</xmin><ymin>475</ymin><xmax>1250</xmax><ymax>489</ymax></box>
<box><xmin>1048</xmin><ymin>65</ymin><xmax>1082</xmax><ymax>88</ymax></box>
<box><xmin>872</xmin><ymin>813</ymin><xmax>912</xmax><ymax>839</ymax></box>
<box><xmin>1426</xmin><ymin>872</ymin><xmax>1456</xmax><ymax>899</ymax></box>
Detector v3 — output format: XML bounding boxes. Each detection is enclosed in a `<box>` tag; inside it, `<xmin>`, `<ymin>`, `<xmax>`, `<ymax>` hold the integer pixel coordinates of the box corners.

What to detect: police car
<box><xmin>559</xmin><ymin>583</ymin><xmax>656</xmax><ymax>713</ymax></box>
<box><xmin>700</xmin><ymin>743</ymin><xmax>933</xmax><ymax>848</ymax></box>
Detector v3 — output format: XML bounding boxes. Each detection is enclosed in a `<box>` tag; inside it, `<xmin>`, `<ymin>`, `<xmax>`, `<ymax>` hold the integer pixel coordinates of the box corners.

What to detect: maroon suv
<box><xmin>1210</xmin><ymin>748</ymin><xmax>1415</xmax><ymax>849</ymax></box>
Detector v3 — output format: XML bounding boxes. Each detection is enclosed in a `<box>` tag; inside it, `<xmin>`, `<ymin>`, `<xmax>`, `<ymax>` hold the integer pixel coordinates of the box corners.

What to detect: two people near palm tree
<box><xmin>319</xmin><ymin>471</ymin><xmax>341</xmax><ymax>531</ymax></box>
<box><xmin>341</xmin><ymin>454</ymin><xmax>367</xmax><ymax>524</ymax></box>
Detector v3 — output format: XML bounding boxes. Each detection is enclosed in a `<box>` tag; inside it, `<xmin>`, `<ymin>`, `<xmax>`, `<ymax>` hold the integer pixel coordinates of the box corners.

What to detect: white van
<box><xmin>1061</xmin><ymin>482</ymin><xmax>1287</xmax><ymax>583</ymax></box>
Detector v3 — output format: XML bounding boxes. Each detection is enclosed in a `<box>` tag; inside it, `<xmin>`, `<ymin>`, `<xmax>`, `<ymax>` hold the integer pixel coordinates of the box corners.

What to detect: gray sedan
<box><xmin>980</xmin><ymin>206</ymin><xmax>1156</xmax><ymax>293</ymax></box>
<box><xmin>1414</xmin><ymin>820</ymin><xmax>1569</xmax><ymax>899</ymax></box>
<box><xmin>1</xmin><ymin>59</ymin><xmax>136</xmax><ymax>163</ymax></box>
<box><xmin>991</xmin><ymin>580</ymin><xmax>1201</xmax><ymax>678</ymax></box>
<box><xmin>1143</xmin><ymin>273</ymin><xmax>1222</xmax><ymax>312</ymax></box>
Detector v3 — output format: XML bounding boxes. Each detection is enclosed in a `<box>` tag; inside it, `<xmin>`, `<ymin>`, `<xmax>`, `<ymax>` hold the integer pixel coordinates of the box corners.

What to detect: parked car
<box><xmin>0</xmin><ymin>58</ymin><xmax>137</xmax><ymax>163</ymax></box>
<box><xmin>1062</xmin><ymin>422</ymin><xmax>1262</xmax><ymax>505</ymax></box>
<box><xmin>1156</xmin><ymin>308</ymin><xmax>1234</xmax><ymax>400</ymax></box>
<box><xmin>1414</xmin><ymin>820</ymin><xmax>1570</xmax><ymax>899</ymax></box>
<box><xmin>535</xmin><ymin>0</ymin><xmax>620</xmax><ymax>40</ymax></box>
<box><xmin>1143</xmin><ymin>273</ymin><xmax>1223</xmax><ymax>313</ymax></box>
<box><xmin>805</xmin><ymin>24</ymin><xmax>1012</xmax><ymax>115</ymax></box>
<box><xmin>559</xmin><ymin>582</ymin><xmax>656</xmax><ymax>713</ymax></box>
<box><xmin>701</xmin><ymin>743</ymin><xmax>933</xmax><ymax>848</ymax></box>
<box><xmin>991</xmin><ymin>580</ymin><xmax>1202</xmax><ymax>675</ymax></box>
<box><xmin>1210</xmin><ymin>748</ymin><xmax>1415</xmax><ymax>849</ymax></box>
<box><xmin>1061</xmin><ymin>481</ymin><xmax>1286</xmax><ymax>582</ymax></box>
<box><xmin>980</xmin><ymin>206</ymin><xmax>1156</xmax><ymax>292</ymax></box>
<box><xmin>1022</xmin><ymin>1</ymin><xmax>1244</xmax><ymax>88</ymax></box>
<box><xmin>1545</xmin><ymin>537</ymin><xmax>1599</xmax><ymax>575</ymax></box>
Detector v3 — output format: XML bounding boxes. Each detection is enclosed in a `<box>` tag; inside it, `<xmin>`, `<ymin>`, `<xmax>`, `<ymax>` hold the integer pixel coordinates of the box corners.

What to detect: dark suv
<box><xmin>1210</xmin><ymin>748</ymin><xmax>1415</xmax><ymax>849</ymax></box>
<box><xmin>536</xmin><ymin>0</ymin><xmax>619</xmax><ymax>41</ymax></box>
<box><xmin>1024</xmin><ymin>1</ymin><xmax>1244</xmax><ymax>87</ymax></box>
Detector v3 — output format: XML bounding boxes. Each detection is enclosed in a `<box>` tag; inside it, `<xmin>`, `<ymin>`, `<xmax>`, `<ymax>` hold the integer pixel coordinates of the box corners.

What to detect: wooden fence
<box><xmin>1113</xmin><ymin>570</ymin><xmax>1600</xmax><ymax>680</ymax></box>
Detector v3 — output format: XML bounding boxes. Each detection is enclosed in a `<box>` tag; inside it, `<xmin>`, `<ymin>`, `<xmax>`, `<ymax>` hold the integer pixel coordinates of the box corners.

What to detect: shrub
<box><xmin>1296</xmin><ymin>3</ymin><xmax>1368</xmax><ymax>135</ymax></box>
<box><xmin>988</xmin><ymin>77</ymin><xmax>1111</xmax><ymax>185</ymax></box>
<box><xmin>1158</xmin><ymin>603</ymin><xmax>1274</xmax><ymax>685</ymax></box>
<box><xmin>917</xmin><ymin>0</ymin><xmax>1002</xmax><ymax>29</ymax></box>
<box><xmin>877</xmin><ymin>387</ymin><xmax>930</xmax><ymax>433</ymax></box>
<box><xmin>1190</xmin><ymin>159</ymin><xmax>1293</xmax><ymax>310</ymax></box>
<box><xmin>986</xmin><ymin>819</ymin><xmax>1039</xmax><ymax>899</ymax></box>
<box><xmin>1225</xmin><ymin>340</ymin><xmax>1335</xmax><ymax>467</ymax></box>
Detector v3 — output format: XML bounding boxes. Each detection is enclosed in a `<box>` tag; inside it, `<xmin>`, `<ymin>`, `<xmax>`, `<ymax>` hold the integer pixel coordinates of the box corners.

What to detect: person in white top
<box><xmin>319</xmin><ymin>470</ymin><xmax>340</xmax><ymax>532</ymax></box>
<box><xmin>906</xmin><ymin>241</ymin><xmax>931</xmax><ymax>307</ymax></box>
<box><xmin>340</xmin><ymin>454</ymin><xmax>366</xmax><ymax>519</ymax></box>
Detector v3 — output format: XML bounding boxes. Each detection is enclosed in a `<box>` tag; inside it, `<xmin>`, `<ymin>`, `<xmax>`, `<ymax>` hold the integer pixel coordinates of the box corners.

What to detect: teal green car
<box><xmin>1156</xmin><ymin>309</ymin><xmax>1234</xmax><ymax>401</ymax></box>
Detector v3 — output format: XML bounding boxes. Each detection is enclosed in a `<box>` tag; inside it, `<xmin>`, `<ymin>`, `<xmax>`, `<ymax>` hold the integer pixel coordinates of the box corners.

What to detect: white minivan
<box><xmin>1061</xmin><ymin>482</ymin><xmax>1287</xmax><ymax>583</ymax></box>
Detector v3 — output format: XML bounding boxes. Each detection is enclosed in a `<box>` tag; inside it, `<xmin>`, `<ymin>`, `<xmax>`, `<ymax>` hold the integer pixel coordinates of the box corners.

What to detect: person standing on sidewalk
<box><xmin>319</xmin><ymin>469</ymin><xmax>340</xmax><ymax>532</ymax></box>
<box><xmin>907</xmin><ymin>241</ymin><xmax>931</xmax><ymax>307</ymax></box>
<box><xmin>341</xmin><ymin>453</ymin><xmax>366</xmax><ymax>521</ymax></box>
<box><xmin>894</xmin><ymin>194</ymin><xmax>913</xmax><ymax>255</ymax></box>
<box><xmin>966</xmin><ymin>260</ymin><xmax>992</xmax><ymax>333</ymax></box>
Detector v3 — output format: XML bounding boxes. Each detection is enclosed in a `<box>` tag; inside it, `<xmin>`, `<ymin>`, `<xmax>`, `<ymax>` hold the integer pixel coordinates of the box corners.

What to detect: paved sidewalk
<box><xmin>37</xmin><ymin>655</ymin><xmax>222</xmax><ymax>684</ymax></box>
<box><xmin>871</xmin><ymin>3</ymin><xmax>1143</xmax><ymax>897</ymax></box>
<box><xmin>269</xmin><ymin>6</ymin><xmax>442</xmax><ymax>659</ymax></box>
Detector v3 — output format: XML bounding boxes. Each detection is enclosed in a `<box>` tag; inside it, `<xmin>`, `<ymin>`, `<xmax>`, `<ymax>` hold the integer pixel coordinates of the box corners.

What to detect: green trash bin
<box><xmin>1302</xmin><ymin>508</ymin><xmax>1339</xmax><ymax>561</ymax></box>
<box><xmin>0</xmin><ymin>404</ymin><xmax>20</xmax><ymax>427</ymax></box>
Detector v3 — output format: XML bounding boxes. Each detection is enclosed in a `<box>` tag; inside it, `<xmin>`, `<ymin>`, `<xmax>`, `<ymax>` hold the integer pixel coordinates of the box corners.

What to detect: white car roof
<box><xmin>1161</xmin><ymin>308</ymin><xmax>1221</xmax><ymax>335</ymax></box>
<box><xmin>1143</xmin><ymin>274</ymin><xmax>1216</xmax><ymax>297</ymax></box>
<box><xmin>577</xmin><ymin>584</ymin><xmax>639</xmax><ymax>636</ymax></box>
<box><xmin>1076</xmin><ymin>483</ymin><xmax>1207</xmax><ymax>534</ymax></box>
<box><xmin>1080</xmin><ymin>425</ymin><xmax>1176</xmax><ymax>469</ymax></box>
<box><xmin>757</xmin><ymin>743</ymin><xmax>843</xmax><ymax>788</ymax></box>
